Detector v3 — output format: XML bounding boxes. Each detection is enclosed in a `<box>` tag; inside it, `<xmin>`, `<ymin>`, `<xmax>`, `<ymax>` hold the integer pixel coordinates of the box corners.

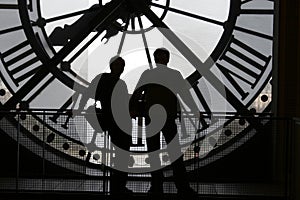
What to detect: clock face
<box><xmin>0</xmin><ymin>0</ymin><xmax>274</xmax><ymax>173</ymax></box>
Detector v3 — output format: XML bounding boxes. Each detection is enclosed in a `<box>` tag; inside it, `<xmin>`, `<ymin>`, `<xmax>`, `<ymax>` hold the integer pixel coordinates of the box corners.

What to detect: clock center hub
<box><xmin>124</xmin><ymin>0</ymin><xmax>152</xmax><ymax>17</ymax></box>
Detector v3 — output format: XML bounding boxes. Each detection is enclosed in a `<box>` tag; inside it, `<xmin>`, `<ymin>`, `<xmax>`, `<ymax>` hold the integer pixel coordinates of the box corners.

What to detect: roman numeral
<box><xmin>0</xmin><ymin>40</ymin><xmax>42</xmax><ymax>87</ymax></box>
<box><xmin>0</xmin><ymin>1</ymin><xmax>34</xmax><ymax>35</ymax></box>
<box><xmin>235</xmin><ymin>0</ymin><xmax>274</xmax><ymax>40</ymax></box>
<box><xmin>242</xmin><ymin>0</ymin><xmax>274</xmax><ymax>5</ymax></box>
<box><xmin>0</xmin><ymin>25</ymin><xmax>24</xmax><ymax>35</ymax></box>
<box><xmin>241</xmin><ymin>0</ymin><xmax>274</xmax><ymax>14</ymax></box>
<box><xmin>0</xmin><ymin>4</ymin><xmax>18</xmax><ymax>9</ymax></box>
<box><xmin>0</xmin><ymin>0</ymin><xmax>32</xmax><ymax>11</ymax></box>
<box><xmin>216</xmin><ymin>36</ymin><xmax>271</xmax><ymax>101</ymax></box>
<box><xmin>240</xmin><ymin>8</ymin><xmax>274</xmax><ymax>15</ymax></box>
<box><xmin>234</xmin><ymin>24</ymin><xmax>273</xmax><ymax>41</ymax></box>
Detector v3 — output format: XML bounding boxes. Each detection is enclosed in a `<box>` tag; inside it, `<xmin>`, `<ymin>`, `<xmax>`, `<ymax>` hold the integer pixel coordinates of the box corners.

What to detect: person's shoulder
<box><xmin>117</xmin><ymin>77</ymin><xmax>127</xmax><ymax>87</ymax></box>
<box><xmin>90</xmin><ymin>73</ymin><xmax>102</xmax><ymax>83</ymax></box>
<box><xmin>119</xmin><ymin>78</ymin><xmax>126</xmax><ymax>84</ymax></box>
<box><xmin>168</xmin><ymin>67</ymin><xmax>180</xmax><ymax>73</ymax></box>
<box><xmin>167</xmin><ymin>67</ymin><xmax>183</xmax><ymax>77</ymax></box>
<box><xmin>93</xmin><ymin>73</ymin><xmax>106</xmax><ymax>80</ymax></box>
<box><xmin>139</xmin><ymin>69</ymin><xmax>152</xmax><ymax>79</ymax></box>
<box><xmin>141</xmin><ymin>69</ymin><xmax>151</xmax><ymax>75</ymax></box>
<box><xmin>116</xmin><ymin>79</ymin><xmax>128</xmax><ymax>92</ymax></box>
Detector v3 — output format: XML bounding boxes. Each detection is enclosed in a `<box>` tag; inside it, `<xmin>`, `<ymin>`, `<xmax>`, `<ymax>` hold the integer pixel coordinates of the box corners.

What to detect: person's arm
<box><xmin>111</xmin><ymin>79</ymin><xmax>132</xmax><ymax>134</ymax></box>
<box><xmin>117</xmin><ymin>80</ymin><xmax>130</xmax><ymax>108</ymax></box>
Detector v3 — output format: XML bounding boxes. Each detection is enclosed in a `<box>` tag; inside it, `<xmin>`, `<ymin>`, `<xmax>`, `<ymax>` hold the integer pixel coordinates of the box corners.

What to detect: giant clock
<box><xmin>0</xmin><ymin>0</ymin><xmax>275</xmax><ymax>175</ymax></box>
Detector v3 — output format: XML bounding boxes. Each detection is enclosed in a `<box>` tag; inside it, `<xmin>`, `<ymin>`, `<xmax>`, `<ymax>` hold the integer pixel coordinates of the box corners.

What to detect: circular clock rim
<box><xmin>0</xmin><ymin>0</ymin><xmax>275</xmax><ymax>173</ymax></box>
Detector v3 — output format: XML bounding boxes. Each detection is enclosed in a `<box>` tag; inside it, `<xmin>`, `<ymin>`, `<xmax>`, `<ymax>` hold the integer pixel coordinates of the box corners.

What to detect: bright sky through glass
<box><xmin>41</xmin><ymin>0</ymin><xmax>230</xmax><ymax>93</ymax></box>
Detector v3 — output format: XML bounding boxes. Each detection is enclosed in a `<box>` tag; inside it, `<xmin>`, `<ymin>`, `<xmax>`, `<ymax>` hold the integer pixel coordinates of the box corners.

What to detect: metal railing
<box><xmin>0</xmin><ymin>110</ymin><xmax>296</xmax><ymax>198</ymax></box>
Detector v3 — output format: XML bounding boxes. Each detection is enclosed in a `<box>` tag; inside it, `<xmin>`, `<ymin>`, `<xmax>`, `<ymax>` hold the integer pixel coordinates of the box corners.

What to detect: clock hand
<box><xmin>128</xmin><ymin>0</ymin><xmax>264</xmax><ymax>131</ymax></box>
<box><xmin>150</xmin><ymin>2</ymin><xmax>225</xmax><ymax>27</ymax></box>
<box><xmin>0</xmin><ymin>0</ymin><xmax>126</xmax><ymax>111</ymax></box>
<box><xmin>49</xmin><ymin>4</ymin><xmax>102</xmax><ymax>46</ymax></box>
<box><xmin>137</xmin><ymin>15</ymin><xmax>153</xmax><ymax>69</ymax></box>
<box><xmin>44</xmin><ymin>7</ymin><xmax>99</xmax><ymax>24</ymax></box>
<box><xmin>49</xmin><ymin>4</ymin><xmax>128</xmax><ymax>46</ymax></box>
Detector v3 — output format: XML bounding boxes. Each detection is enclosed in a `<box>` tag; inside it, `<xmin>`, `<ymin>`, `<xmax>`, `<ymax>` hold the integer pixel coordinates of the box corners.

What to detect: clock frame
<box><xmin>0</xmin><ymin>0</ymin><xmax>275</xmax><ymax>173</ymax></box>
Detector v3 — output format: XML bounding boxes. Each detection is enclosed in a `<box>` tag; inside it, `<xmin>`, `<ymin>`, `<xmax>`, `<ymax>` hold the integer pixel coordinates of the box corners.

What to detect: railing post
<box><xmin>42</xmin><ymin>110</ymin><xmax>46</xmax><ymax>192</ymax></box>
<box><xmin>16</xmin><ymin>111</ymin><xmax>20</xmax><ymax>193</ymax></box>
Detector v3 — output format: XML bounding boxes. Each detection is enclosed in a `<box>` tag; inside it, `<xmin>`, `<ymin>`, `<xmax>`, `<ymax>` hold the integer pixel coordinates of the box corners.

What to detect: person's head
<box><xmin>109</xmin><ymin>56</ymin><xmax>125</xmax><ymax>76</ymax></box>
<box><xmin>153</xmin><ymin>48</ymin><xmax>170</xmax><ymax>65</ymax></box>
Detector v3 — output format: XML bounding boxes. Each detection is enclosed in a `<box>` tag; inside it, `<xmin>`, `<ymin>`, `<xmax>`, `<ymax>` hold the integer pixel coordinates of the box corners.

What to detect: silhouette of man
<box><xmin>130</xmin><ymin>48</ymin><xmax>199</xmax><ymax>197</ymax></box>
<box><xmin>77</xmin><ymin>56</ymin><xmax>132</xmax><ymax>195</ymax></box>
